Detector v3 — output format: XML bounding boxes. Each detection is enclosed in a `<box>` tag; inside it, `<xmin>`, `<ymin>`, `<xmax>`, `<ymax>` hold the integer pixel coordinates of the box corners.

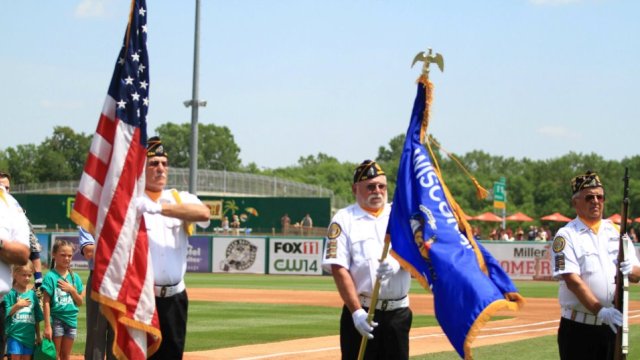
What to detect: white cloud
<box><xmin>536</xmin><ymin>126</ymin><xmax>580</xmax><ymax>139</ymax></box>
<box><xmin>74</xmin><ymin>0</ymin><xmax>118</xmax><ymax>19</ymax></box>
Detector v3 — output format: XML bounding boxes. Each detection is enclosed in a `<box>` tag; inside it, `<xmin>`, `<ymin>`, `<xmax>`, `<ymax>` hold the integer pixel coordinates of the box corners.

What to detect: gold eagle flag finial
<box><xmin>411</xmin><ymin>48</ymin><xmax>444</xmax><ymax>77</ymax></box>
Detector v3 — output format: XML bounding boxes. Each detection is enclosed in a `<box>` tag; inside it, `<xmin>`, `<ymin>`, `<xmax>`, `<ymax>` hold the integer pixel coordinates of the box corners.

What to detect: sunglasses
<box><xmin>148</xmin><ymin>160</ymin><xmax>168</xmax><ymax>167</ymax></box>
<box><xmin>583</xmin><ymin>194</ymin><xmax>605</xmax><ymax>202</ymax></box>
<box><xmin>366</xmin><ymin>183</ymin><xmax>387</xmax><ymax>192</ymax></box>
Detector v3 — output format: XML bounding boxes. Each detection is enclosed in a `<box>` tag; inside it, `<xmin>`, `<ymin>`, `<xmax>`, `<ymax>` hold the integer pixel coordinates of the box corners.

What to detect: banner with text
<box><xmin>268</xmin><ymin>237</ymin><xmax>323</xmax><ymax>275</ymax></box>
<box><xmin>483</xmin><ymin>242</ymin><xmax>552</xmax><ymax>280</ymax></box>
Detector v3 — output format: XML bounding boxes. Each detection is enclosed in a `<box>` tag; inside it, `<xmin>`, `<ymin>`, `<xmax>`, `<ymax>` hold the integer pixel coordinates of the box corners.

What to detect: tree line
<box><xmin>2</xmin><ymin>124</ymin><xmax>640</xmax><ymax>228</ymax></box>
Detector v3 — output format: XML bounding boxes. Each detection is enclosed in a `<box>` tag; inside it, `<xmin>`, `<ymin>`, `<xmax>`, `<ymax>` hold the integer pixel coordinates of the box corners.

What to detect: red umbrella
<box><xmin>472</xmin><ymin>212</ymin><xmax>503</xmax><ymax>222</ymax></box>
<box><xmin>635</xmin><ymin>217</ymin><xmax>640</xmax><ymax>223</ymax></box>
<box><xmin>607</xmin><ymin>213</ymin><xmax>632</xmax><ymax>224</ymax></box>
<box><xmin>505</xmin><ymin>211</ymin><xmax>533</xmax><ymax>222</ymax></box>
<box><xmin>540</xmin><ymin>212</ymin><xmax>572</xmax><ymax>222</ymax></box>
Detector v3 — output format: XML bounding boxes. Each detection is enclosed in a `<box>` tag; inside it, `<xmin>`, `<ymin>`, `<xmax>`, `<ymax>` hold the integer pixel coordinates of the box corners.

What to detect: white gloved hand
<box><xmin>376</xmin><ymin>260</ymin><xmax>396</xmax><ymax>281</ymax></box>
<box><xmin>597</xmin><ymin>307</ymin><xmax>623</xmax><ymax>334</ymax></box>
<box><xmin>134</xmin><ymin>197</ymin><xmax>162</xmax><ymax>215</ymax></box>
<box><xmin>352</xmin><ymin>309</ymin><xmax>377</xmax><ymax>339</ymax></box>
<box><xmin>620</xmin><ymin>260</ymin><xmax>633</xmax><ymax>276</ymax></box>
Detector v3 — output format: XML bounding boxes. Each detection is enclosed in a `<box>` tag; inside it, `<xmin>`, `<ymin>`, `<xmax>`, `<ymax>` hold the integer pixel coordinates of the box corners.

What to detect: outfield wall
<box><xmin>37</xmin><ymin>233</ymin><xmax>640</xmax><ymax>280</ymax></box>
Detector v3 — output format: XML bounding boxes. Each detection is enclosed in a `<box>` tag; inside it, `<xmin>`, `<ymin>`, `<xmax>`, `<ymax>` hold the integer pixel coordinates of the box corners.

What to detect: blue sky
<box><xmin>1</xmin><ymin>0</ymin><xmax>638</xmax><ymax>168</ymax></box>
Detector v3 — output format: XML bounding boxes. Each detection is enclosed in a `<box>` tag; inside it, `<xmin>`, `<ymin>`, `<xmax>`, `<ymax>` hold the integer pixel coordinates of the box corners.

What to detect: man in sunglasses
<box><xmin>134</xmin><ymin>136</ymin><xmax>210</xmax><ymax>359</ymax></box>
<box><xmin>322</xmin><ymin>160</ymin><xmax>412</xmax><ymax>359</ymax></box>
<box><xmin>552</xmin><ymin>170</ymin><xmax>640</xmax><ymax>359</ymax></box>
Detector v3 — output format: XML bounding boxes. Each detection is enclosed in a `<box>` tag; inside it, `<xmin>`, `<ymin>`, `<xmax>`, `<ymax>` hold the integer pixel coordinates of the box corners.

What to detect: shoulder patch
<box><xmin>327</xmin><ymin>223</ymin><xmax>342</xmax><ymax>239</ymax></box>
<box><xmin>552</xmin><ymin>236</ymin><xmax>566</xmax><ymax>253</ymax></box>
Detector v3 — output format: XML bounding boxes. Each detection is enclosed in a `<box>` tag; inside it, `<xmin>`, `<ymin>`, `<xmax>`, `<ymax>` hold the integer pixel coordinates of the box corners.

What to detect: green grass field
<box><xmin>67</xmin><ymin>271</ymin><xmax>640</xmax><ymax>358</ymax></box>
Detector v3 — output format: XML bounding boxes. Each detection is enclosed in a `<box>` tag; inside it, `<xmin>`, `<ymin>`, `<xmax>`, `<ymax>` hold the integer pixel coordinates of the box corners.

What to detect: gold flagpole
<box><xmin>357</xmin><ymin>238</ymin><xmax>391</xmax><ymax>360</ymax></box>
<box><xmin>357</xmin><ymin>49</ymin><xmax>444</xmax><ymax>360</ymax></box>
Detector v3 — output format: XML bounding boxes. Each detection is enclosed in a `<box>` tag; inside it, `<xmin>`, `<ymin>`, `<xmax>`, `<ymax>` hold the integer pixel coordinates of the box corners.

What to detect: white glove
<box><xmin>376</xmin><ymin>260</ymin><xmax>397</xmax><ymax>281</ymax></box>
<box><xmin>620</xmin><ymin>260</ymin><xmax>633</xmax><ymax>276</ymax></box>
<box><xmin>134</xmin><ymin>197</ymin><xmax>162</xmax><ymax>215</ymax></box>
<box><xmin>597</xmin><ymin>307</ymin><xmax>623</xmax><ymax>334</ymax></box>
<box><xmin>352</xmin><ymin>309</ymin><xmax>377</xmax><ymax>339</ymax></box>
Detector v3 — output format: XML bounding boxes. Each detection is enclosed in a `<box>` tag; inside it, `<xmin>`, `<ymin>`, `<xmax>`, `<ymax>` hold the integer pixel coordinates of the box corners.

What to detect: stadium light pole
<box><xmin>184</xmin><ymin>0</ymin><xmax>206</xmax><ymax>195</ymax></box>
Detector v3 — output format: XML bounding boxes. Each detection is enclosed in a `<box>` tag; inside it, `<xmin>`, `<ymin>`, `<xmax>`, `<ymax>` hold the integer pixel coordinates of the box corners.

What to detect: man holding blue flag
<box><xmin>322</xmin><ymin>160</ymin><xmax>412</xmax><ymax>360</ymax></box>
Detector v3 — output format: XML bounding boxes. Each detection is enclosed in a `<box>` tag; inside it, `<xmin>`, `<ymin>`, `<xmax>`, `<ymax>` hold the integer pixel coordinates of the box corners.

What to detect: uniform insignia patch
<box><xmin>552</xmin><ymin>236</ymin><xmax>566</xmax><ymax>253</ymax></box>
<box><xmin>325</xmin><ymin>238</ymin><xmax>337</xmax><ymax>259</ymax></box>
<box><xmin>555</xmin><ymin>254</ymin><xmax>565</xmax><ymax>272</ymax></box>
<box><xmin>327</xmin><ymin>223</ymin><xmax>342</xmax><ymax>239</ymax></box>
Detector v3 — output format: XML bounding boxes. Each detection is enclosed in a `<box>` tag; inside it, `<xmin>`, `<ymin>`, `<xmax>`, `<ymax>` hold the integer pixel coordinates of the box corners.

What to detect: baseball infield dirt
<box><xmin>73</xmin><ymin>288</ymin><xmax>640</xmax><ymax>359</ymax></box>
<box><xmin>182</xmin><ymin>288</ymin><xmax>575</xmax><ymax>359</ymax></box>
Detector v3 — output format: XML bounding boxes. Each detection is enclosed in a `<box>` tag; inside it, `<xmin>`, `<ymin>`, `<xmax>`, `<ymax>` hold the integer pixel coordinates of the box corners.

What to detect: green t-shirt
<box><xmin>41</xmin><ymin>269</ymin><xmax>84</xmax><ymax>328</ymax></box>
<box><xmin>3</xmin><ymin>288</ymin><xmax>44</xmax><ymax>349</ymax></box>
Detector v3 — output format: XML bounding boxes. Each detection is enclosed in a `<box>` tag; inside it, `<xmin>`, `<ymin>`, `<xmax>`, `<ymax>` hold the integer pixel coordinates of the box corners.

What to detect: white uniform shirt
<box><xmin>0</xmin><ymin>187</ymin><xmax>31</xmax><ymax>295</ymax></box>
<box><xmin>144</xmin><ymin>190</ymin><xmax>210</xmax><ymax>286</ymax></box>
<box><xmin>552</xmin><ymin>218</ymin><xmax>640</xmax><ymax>313</ymax></box>
<box><xmin>322</xmin><ymin>203</ymin><xmax>410</xmax><ymax>300</ymax></box>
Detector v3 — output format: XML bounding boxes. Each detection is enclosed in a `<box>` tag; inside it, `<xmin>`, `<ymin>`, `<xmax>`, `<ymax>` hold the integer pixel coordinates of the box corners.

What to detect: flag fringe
<box><xmin>463</xmin><ymin>295</ymin><xmax>524</xmax><ymax>360</ymax></box>
<box><xmin>93</xmin><ymin>289</ymin><xmax>162</xmax><ymax>359</ymax></box>
<box><xmin>70</xmin><ymin>209</ymin><xmax>95</xmax><ymax>236</ymax></box>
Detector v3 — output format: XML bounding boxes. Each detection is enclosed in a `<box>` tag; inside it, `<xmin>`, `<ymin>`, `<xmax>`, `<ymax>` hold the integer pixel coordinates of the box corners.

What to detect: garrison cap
<box><xmin>353</xmin><ymin>160</ymin><xmax>385</xmax><ymax>184</ymax></box>
<box><xmin>571</xmin><ymin>170</ymin><xmax>602</xmax><ymax>194</ymax></box>
<box><xmin>146</xmin><ymin>136</ymin><xmax>168</xmax><ymax>158</ymax></box>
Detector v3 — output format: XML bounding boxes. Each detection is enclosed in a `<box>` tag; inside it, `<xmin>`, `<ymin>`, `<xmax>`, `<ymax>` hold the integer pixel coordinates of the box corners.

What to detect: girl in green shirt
<box><xmin>42</xmin><ymin>239</ymin><xmax>84</xmax><ymax>360</ymax></box>
<box><xmin>4</xmin><ymin>260</ymin><xmax>43</xmax><ymax>360</ymax></box>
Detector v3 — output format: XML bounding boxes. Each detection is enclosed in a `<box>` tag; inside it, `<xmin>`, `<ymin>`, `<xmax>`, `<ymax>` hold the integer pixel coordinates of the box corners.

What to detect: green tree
<box><xmin>4</xmin><ymin>144</ymin><xmax>39</xmax><ymax>184</ymax></box>
<box><xmin>155</xmin><ymin>122</ymin><xmax>241</xmax><ymax>171</ymax></box>
<box><xmin>35</xmin><ymin>126</ymin><xmax>92</xmax><ymax>181</ymax></box>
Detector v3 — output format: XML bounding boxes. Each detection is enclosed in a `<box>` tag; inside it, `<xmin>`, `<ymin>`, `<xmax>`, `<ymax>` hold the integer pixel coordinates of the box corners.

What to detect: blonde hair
<box><xmin>12</xmin><ymin>260</ymin><xmax>34</xmax><ymax>285</ymax></box>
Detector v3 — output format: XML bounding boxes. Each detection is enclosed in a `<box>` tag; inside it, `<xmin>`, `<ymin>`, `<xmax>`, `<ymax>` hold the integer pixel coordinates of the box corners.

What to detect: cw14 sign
<box><xmin>269</xmin><ymin>237</ymin><xmax>323</xmax><ymax>275</ymax></box>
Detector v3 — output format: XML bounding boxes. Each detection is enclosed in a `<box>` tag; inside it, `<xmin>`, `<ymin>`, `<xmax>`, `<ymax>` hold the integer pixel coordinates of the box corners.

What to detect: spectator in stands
<box><xmin>472</xmin><ymin>226</ymin><xmax>482</xmax><ymax>240</ymax></box>
<box><xmin>221</xmin><ymin>216</ymin><xmax>230</xmax><ymax>234</ymax></box>
<box><xmin>281</xmin><ymin>213</ymin><xmax>291</xmax><ymax>235</ymax></box>
<box><xmin>230</xmin><ymin>214</ymin><xmax>240</xmax><ymax>235</ymax></box>
<box><xmin>515</xmin><ymin>227</ymin><xmax>525</xmax><ymax>241</ymax></box>
<box><xmin>629</xmin><ymin>228</ymin><xmax>637</xmax><ymax>243</ymax></box>
<box><xmin>301</xmin><ymin>214</ymin><xmax>313</xmax><ymax>236</ymax></box>
<box><xmin>527</xmin><ymin>226</ymin><xmax>537</xmax><ymax>241</ymax></box>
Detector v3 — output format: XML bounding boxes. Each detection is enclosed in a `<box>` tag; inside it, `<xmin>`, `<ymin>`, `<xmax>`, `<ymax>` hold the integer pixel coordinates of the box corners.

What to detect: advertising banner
<box><xmin>482</xmin><ymin>241</ymin><xmax>552</xmax><ymax>280</ymax></box>
<box><xmin>212</xmin><ymin>237</ymin><xmax>266</xmax><ymax>274</ymax></box>
<box><xmin>268</xmin><ymin>237</ymin><xmax>323</xmax><ymax>275</ymax></box>
<box><xmin>187</xmin><ymin>236</ymin><xmax>211</xmax><ymax>273</ymax></box>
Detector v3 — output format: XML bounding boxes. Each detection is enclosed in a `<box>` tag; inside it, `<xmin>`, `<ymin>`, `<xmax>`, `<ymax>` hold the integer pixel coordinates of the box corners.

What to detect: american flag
<box><xmin>71</xmin><ymin>0</ymin><xmax>161</xmax><ymax>358</ymax></box>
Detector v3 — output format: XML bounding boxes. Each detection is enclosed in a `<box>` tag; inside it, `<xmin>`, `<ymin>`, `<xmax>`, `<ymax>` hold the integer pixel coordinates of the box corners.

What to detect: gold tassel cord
<box><xmin>428</xmin><ymin>135</ymin><xmax>489</xmax><ymax>200</ymax></box>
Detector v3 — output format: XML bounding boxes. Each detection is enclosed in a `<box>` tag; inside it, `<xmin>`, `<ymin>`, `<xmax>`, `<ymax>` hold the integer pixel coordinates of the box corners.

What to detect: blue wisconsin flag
<box><xmin>389</xmin><ymin>76</ymin><xmax>524</xmax><ymax>359</ymax></box>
